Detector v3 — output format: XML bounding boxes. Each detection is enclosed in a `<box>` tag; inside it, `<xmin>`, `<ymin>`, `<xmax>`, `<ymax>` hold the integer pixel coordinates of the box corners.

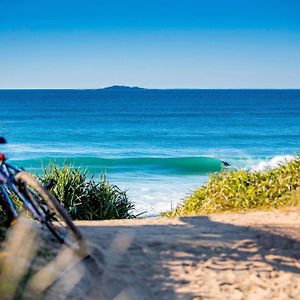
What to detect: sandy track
<box><xmin>52</xmin><ymin>209</ymin><xmax>300</xmax><ymax>299</ymax></box>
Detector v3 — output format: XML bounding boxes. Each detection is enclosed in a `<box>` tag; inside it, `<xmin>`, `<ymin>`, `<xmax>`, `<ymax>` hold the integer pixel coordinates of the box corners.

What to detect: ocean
<box><xmin>0</xmin><ymin>89</ymin><xmax>299</xmax><ymax>214</ymax></box>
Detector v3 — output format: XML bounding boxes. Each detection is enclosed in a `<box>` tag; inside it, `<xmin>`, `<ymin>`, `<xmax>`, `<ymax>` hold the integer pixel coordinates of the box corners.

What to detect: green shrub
<box><xmin>40</xmin><ymin>163</ymin><xmax>135</xmax><ymax>220</ymax></box>
<box><xmin>165</xmin><ymin>157</ymin><xmax>300</xmax><ymax>217</ymax></box>
<box><xmin>80</xmin><ymin>176</ymin><xmax>135</xmax><ymax>220</ymax></box>
<box><xmin>40</xmin><ymin>163</ymin><xmax>87</xmax><ymax>219</ymax></box>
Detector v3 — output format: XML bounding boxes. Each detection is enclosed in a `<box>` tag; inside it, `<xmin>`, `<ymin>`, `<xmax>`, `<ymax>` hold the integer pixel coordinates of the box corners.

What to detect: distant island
<box><xmin>101</xmin><ymin>85</ymin><xmax>146</xmax><ymax>91</ymax></box>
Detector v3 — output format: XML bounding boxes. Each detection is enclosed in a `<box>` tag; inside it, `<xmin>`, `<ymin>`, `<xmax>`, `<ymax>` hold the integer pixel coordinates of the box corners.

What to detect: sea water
<box><xmin>0</xmin><ymin>89</ymin><xmax>299</xmax><ymax>214</ymax></box>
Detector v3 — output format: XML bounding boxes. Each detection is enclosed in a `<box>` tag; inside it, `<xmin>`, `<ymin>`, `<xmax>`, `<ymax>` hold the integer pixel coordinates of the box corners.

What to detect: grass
<box><xmin>164</xmin><ymin>156</ymin><xmax>300</xmax><ymax>217</ymax></box>
<box><xmin>82</xmin><ymin>176</ymin><xmax>135</xmax><ymax>220</ymax></box>
<box><xmin>40</xmin><ymin>163</ymin><xmax>135</xmax><ymax>220</ymax></box>
<box><xmin>40</xmin><ymin>164</ymin><xmax>87</xmax><ymax>219</ymax></box>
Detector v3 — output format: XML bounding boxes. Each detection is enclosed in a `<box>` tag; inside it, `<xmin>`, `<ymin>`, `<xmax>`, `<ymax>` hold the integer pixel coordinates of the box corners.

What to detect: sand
<box><xmin>45</xmin><ymin>209</ymin><xmax>300</xmax><ymax>300</ymax></box>
<box><xmin>5</xmin><ymin>209</ymin><xmax>298</xmax><ymax>299</ymax></box>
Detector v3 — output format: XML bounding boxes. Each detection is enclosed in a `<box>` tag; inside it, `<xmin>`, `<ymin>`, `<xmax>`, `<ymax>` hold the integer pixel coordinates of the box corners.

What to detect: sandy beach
<box><xmin>43</xmin><ymin>209</ymin><xmax>300</xmax><ymax>300</ymax></box>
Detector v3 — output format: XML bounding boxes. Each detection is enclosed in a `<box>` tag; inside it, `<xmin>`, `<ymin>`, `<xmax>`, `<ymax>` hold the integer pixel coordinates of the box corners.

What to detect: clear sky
<box><xmin>0</xmin><ymin>0</ymin><xmax>300</xmax><ymax>89</ymax></box>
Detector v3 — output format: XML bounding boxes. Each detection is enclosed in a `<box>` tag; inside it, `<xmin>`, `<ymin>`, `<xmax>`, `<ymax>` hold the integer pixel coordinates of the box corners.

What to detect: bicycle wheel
<box><xmin>14</xmin><ymin>171</ymin><xmax>88</xmax><ymax>257</ymax></box>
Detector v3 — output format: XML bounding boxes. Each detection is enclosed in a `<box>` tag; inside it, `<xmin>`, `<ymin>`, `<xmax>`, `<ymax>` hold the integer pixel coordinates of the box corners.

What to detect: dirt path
<box><xmin>52</xmin><ymin>209</ymin><xmax>300</xmax><ymax>299</ymax></box>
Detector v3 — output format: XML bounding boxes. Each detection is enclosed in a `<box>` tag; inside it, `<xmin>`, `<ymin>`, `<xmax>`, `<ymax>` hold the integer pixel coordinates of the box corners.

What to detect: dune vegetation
<box><xmin>164</xmin><ymin>157</ymin><xmax>300</xmax><ymax>217</ymax></box>
<box><xmin>40</xmin><ymin>163</ymin><xmax>135</xmax><ymax>220</ymax></box>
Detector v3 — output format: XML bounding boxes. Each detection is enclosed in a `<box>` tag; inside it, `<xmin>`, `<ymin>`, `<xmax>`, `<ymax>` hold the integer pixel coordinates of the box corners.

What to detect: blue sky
<box><xmin>0</xmin><ymin>0</ymin><xmax>300</xmax><ymax>88</ymax></box>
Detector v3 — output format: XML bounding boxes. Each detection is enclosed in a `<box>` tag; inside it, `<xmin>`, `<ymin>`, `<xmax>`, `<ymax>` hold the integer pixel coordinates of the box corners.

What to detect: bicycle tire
<box><xmin>15</xmin><ymin>171</ymin><xmax>88</xmax><ymax>257</ymax></box>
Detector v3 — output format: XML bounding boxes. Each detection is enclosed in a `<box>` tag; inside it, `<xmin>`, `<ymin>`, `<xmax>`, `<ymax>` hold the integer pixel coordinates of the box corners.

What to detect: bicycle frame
<box><xmin>0</xmin><ymin>137</ymin><xmax>87</xmax><ymax>256</ymax></box>
<box><xmin>0</xmin><ymin>161</ymin><xmax>46</xmax><ymax>222</ymax></box>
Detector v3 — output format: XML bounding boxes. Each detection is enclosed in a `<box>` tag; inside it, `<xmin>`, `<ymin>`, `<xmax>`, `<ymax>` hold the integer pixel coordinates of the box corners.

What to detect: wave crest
<box><xmin>250</xmin><ymin>155</ymin><xmax>295</xmax><ymax>172</ymax></box>
<box><xmin>12</xmin><ymin>156</ymin><xmax>223</xmax><ymax>175</ymax></box>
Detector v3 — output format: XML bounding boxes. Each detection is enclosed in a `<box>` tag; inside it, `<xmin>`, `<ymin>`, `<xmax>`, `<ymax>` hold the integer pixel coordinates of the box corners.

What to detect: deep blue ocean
<box><xmin>0</xmin><ymin>89</ymin><xmax>299</xmax><ymax>214</ymax></box>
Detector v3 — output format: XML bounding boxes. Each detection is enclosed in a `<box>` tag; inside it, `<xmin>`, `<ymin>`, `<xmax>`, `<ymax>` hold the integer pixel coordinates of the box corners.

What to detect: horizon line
<box><xmin>1</xmin><ymin>87</ymin><xmax>300</xmax><ymax>91</ymax></box>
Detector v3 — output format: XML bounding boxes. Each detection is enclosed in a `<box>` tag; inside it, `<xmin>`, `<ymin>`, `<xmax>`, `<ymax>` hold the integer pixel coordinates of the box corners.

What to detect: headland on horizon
<box><xmin>101</xmin><ymin>85</ymin><xmax>146</xmax><ymax>91</ymax></box>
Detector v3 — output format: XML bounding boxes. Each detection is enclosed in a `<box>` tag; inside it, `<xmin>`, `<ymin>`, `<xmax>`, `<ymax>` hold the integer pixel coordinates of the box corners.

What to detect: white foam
<box><xmin>250</xmin><ymin>155</ymin><xmax>295</xmax><ymax>172</ymax></box>
<box><xmin>109</xmin><ymin>175</ymin><xmax>207</xmax><ymax>215</ymax></box>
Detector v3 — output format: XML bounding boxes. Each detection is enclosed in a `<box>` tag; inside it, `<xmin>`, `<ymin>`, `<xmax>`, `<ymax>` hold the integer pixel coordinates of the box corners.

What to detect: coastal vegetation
<box><xmin>164</xmin><ymin>157</ymin><xmax>300</xmax><ymax>217</ymax></box>
<box><xmin>40</xmin><ymin>163</ymin><xmax>135</xmax><ymax>220</ymax></box>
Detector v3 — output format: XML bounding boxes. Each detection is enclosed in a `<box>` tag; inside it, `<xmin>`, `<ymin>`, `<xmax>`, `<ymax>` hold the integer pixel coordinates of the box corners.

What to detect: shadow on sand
<box><xmin>70</xmin><ymin>215</ymin><xmax>300</xmax><ymax>299</ymax></box>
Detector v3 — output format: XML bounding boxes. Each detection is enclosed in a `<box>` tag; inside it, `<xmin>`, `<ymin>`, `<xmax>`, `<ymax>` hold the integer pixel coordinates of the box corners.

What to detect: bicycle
<box><xmin>0</xmin><ymin>137</ymin><xmax>87</xmax><ymax>257</ymax></box>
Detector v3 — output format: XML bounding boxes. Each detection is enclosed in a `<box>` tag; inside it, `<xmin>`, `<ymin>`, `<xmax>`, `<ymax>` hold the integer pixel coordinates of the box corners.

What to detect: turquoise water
<box><xmin>10</xmin><ymin>156</ymin><xmax>223</xmax><ymax>175</ymax></box>
<box><xmin>0</xmin><ymin>89</ymin><xmax>300</xmax><ymax>213</ymax></box>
